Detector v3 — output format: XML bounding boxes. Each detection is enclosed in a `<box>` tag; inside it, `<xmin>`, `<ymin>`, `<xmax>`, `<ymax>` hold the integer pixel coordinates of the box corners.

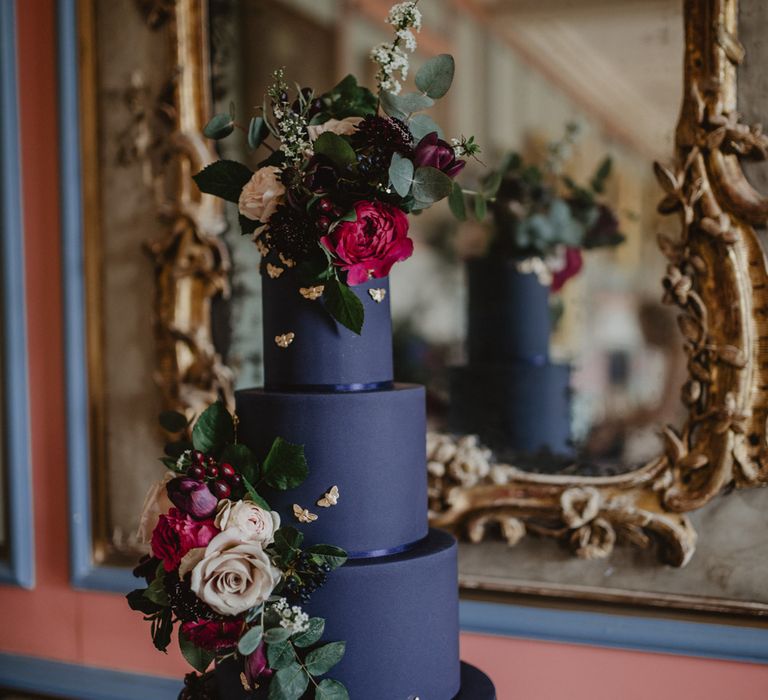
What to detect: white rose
<box><xmin>307</xmin><ymin>116</ymin><xmax>363</xmax><ymax>142</ymax></box>
<box><xmin>215</xmin><ymin>500</ymin><xmax>280</xmax><ymax>545</ymax></box>
<box><xmin>136</xmin><ymin>471</ymin><xmax>175</xmax><ymax>544</ymax></box>
<box><xmin>238</xmin><ymin>166</ymin><xmax>285</xmax><ymax>223</ymax></box>
<box><xmin>189</xmin><ymin>529</ymin><xmax>280</xmax><ymax>616</ymax></box>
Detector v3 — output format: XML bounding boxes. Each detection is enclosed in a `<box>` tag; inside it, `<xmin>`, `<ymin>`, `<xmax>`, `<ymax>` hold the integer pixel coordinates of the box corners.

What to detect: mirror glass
<box><xmin>209</xmin><ymin>0</ymin><xmax>685</xmax><ymax>476</ymax></box>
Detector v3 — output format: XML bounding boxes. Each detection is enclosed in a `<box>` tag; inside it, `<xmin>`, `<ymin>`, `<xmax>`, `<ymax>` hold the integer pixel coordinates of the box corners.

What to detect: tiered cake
<box><xmin>449</xmin><ymin>259</ymin><xmax>573</xmax><ymax>458</ymax></box>
<box><xmin>236</xmin><ymin>267</ymin><xmax>495</xmax><ymax>699</ymax></box>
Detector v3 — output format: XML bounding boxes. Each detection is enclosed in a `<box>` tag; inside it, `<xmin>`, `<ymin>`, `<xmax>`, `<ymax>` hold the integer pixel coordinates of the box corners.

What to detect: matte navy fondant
<box><xmin>235</xmin><ymin>384</ymin><xmax>428</xmax><ymax>553</ymax></box>
<box><xmin>261</xmin><ymin>267</ymin><xmax>393</xmax><ymax>389</ymax></box>
<box><xmin>455</xmin><ymin>662</ymin><xmax>496</xmax><ymax>700</ymax></box>
<box><xmin>450</xmin><ymin>363</ymin><xmax>572</xmax><ymax>457</ymax></box>
<box><xmin>466</xmin><ymin>258</ymin><xmax>552</xmax><ymax>363</ymax></box>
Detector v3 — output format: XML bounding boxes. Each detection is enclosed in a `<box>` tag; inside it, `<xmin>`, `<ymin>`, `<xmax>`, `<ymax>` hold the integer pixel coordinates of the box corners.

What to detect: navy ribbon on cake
<box><xmin>265</xmin><ymin>380</ymin><xmax>394</xmax><ymax>393</ymax></box>
<box><xmin>345</xmin><ymin>536</ymin><xmax>425</xmax><ymax>560</ymax></box>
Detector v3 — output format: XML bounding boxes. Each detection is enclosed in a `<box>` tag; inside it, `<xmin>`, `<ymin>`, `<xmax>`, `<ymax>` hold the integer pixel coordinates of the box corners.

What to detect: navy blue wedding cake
<box><xmin>449</xmin><ymin>258</ymin><xmax>573</xmax><ymax>459</ymax></box>
<box><xmin>234</xmin><ymin>267</ymin><xmax>496</xmax><ymax>699</ymax></box>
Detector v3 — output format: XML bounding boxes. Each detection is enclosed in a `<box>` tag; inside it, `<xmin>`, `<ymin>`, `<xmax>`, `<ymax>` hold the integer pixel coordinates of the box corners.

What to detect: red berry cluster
<box><xmin>187</xmin><ymin>451</ymin><xmax>243</xmax><ymax>500</ymax></box>
<box><xmin>314</xmin><ymin>197</ymin><xmax>345</xmax><ymax>232</ymax></box>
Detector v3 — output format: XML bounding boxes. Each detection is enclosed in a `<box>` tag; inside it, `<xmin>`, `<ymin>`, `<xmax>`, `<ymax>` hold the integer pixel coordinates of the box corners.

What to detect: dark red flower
<box><xmin>320</xmin><ymin>200</ymin><xmax>413</xmax><ymax>285</ymax></box>
<box><xmin>150</xmin><ymin>508</ymin><xmax>218</xmax><ymax>572</ymax></box>
<box><xmin>413</xmin><ymin>132</ymin><xmax>465</xmax><ymax>178</ymax></box>
<box><xmin>246</xmin><ymin>642</ymin><xmax>273</xmax><ymax>683</ymax></box>
<box><xmin>167</xmin><ymin>477</ymin><xmax>219</xmax><ymax>520</ymax></box>
<box><xmin>181</xmin><ymin>619</ymin><xmax>244</xmax><ymax>652</ymax></box>
<box><xmin>551</xmin><ymin>247</ymin><xmax>583</xmax><ymax>292</ymax></box>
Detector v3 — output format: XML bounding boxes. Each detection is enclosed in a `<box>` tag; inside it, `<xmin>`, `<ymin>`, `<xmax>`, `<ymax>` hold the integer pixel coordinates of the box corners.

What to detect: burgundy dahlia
<box><xmin>352</xmin><ymin>116</ymin><xmax>413</xmax><ymax>182</ymax></box>
<box><xmin>181</xmin><ymin>619</ymin><xmax>244</xmax><ymax>651</ymax></box>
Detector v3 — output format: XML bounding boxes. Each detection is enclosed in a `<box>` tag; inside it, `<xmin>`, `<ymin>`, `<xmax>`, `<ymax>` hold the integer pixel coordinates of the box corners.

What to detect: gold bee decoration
<box><xmin>254</xmin><ymin>239</ymin><xmax>270</xmax><ymax>256</ymax></box>
<box><xmin>279</xmin><ymin>253</ymin><xmax>296</xmax><ymax>268</ymax></box>
<box><xmin>266</xmin><ymin>263</ymin><xmax>284</xmax><ymax>279</ymax></box>
<box><xmin>274</xmin><ymin>332</ymin><xmax>295</xmax><ymax>348</ymax></box>
<box><xmin>368</xmin><ymin>288</ymin><xmax>387</xmax><ymax>303</ymax></box>
<box><xmin>317</xmin><ymin>485</ymin><xmax>340</xmax><ymax>508</ymax></box>
<box><xmin>299</xmin><ymin>285</ymin><xmax>325</xmax><ymax>301</ymax></box>
<box><xmin>293</xmin><ymin>504</ymin><xmax>319</xmax><ymax>523</ymax></box>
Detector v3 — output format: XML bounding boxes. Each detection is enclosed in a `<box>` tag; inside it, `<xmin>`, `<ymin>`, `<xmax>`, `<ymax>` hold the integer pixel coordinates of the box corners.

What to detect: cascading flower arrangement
<box><xmin>455</xmin><ymin>123</ymin><xmax>625</xmax><ymax>291</ymax></box>
<box><xmin>127</xmin><ymin>403</ymin><xmax>350</xmax><ymax>699</ymax></box>
<box><xmin>193</xmin><ymin>1</ymin><xmax>479</xmax><ymax>333</ymax></box>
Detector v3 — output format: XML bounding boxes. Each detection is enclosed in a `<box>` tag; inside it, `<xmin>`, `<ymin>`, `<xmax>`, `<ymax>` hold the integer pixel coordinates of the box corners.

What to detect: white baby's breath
<box><xmin>371</xmin><ymin>1</ymin><xmax>422</xmax><ymax>95</ymax></box>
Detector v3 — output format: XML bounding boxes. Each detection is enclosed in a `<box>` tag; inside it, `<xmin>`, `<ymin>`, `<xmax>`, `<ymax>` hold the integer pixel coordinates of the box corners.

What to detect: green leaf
<box><xmin>203</xmin><ymin>113</ymin><xmax>235</xmax><ymax>140</ymax></box>
<box><xmin>380</xmin><ymin>91</ymin><xmax>434</xmax><ymax>120</ymax></box>
<box><xmin>267</xmin><ymin>640</ymin><xmax>295</xmax><ymax>670</ymax></box>
<box><xmin>158</xmin><ymin>410</ymin><xmax>188</xmax><ymax>433</ymax></box>
<box><xmin>388</xmin><ymin>153</ymin><xmax>414</xmax><ymax>198</ymax></box>
<box><xmin>474</xmin><ymin>194</ymin><xmax>488</xmax><ymax>220</ymax></box>
<box><xmin>242</xmin><ymin>476</ymin><xmax>272</xmax><ymax>510</ymax></box>
<box><xmin>274</xmin><ymin>526</ymin><xmax>304</xmax><ymax>553</ymax></box>
<box><xmin>261</xmin><ymin>437</ymin><xmax>309</xmax><ymax>491</ymax></box>
<box><xmin>150</xmin><ymin>607</ymin><xmax>173</xmax><ymax>653</ymax></box>
<box><xmin>304</xmin><ymin>641</ymin><xmax>346</xmax><ymax>676</ymax></box>
<box><xmin>339</xmin><ymin>209</ymin><xmax>357</xmax><ymax>222</ymax></box>
<box><xmin>144</xmin><ymin>568</ymin><xmax>169</xmax><ymax>606</ymax></box>
<box><xmin>411</xmin><ymin>166</ymin><xmax>453</xmax><ymax>204</ymax></box>
<box><xmin>220</xmin><ymin>443</ymin><xmax>259</xmax><ymax>483</ymax></box>
<box><xmin>248</xmin><ymin>116</ymin><xmax>269</xmax><ymax>149</ymax></box>
<box><xmin>268</xmin><ymin>662</ymin><xmax>309</xmax><ymax>700</ymax></box>
<box><xmin>264</xmin><ymin>627</ymin><xmax>293</xmax><ymax>644</ymax></box>
<box><xmin>590</xmin><ymin>156</ymin><xmax>613</xmax><ymax>193</ymax></box>
<box><xmin>192</xmin><ymin>160</ymin><xmax>253</xmax><ymax>203</ymax></box>
<box><xmin>408</xmin><ymin>114</ymin><xmax>443</xmax><ymax>141</ymax></box>
<box><xmin>483</xmin><ymin>170</ymin><xmax>503</xmax><ymax>198</ymax></box>
<box><xmin>322</xmin><ymin>278</ymin><xmax>364</xmax><ymax>335</ymax></box>
<box><xmin>238</xmin><ymin>625</ymin><xmax>264</xmax><ymax>655</ymax></box>
<box><xmin>313</xmin><ymin>132</ymin><xmax>357</xmax><ymax>168</ymax></box>
<box><xmin>316</xmin><ymin>679</ymin><xmax>350</xmax><ymax>700</ymax></box>
<box><xmin>292</xmin><ymin>617</ymin><xmax>325</xmax><ymax>648</ymax></box>
<box><xmin>307</xmin><ymin>544</ymin><xmax>348</xmax><ymax>570</ymax></box>
<box><xmin>126</xmin><ymin>588</ymin><xmax>162</xmax><ymax>615</ymax></box>
<box><xmin>448</xmin><ymin>181</ymin><xmax>466</xmax><ymax>221</ymax></box>
<box><xmin>415</xmin><ymin>54</ymin><xmax>455</xmax><ymax>99</ymax></box>
<box><xmin>191</xmin><ymin>401</ymin><xmax>234</xmax><ymax>455</ymax></box>
<box><xmin>179</xmin><ymin>632</ymin><xmax>216</xmax><ymax>673</ymax></box>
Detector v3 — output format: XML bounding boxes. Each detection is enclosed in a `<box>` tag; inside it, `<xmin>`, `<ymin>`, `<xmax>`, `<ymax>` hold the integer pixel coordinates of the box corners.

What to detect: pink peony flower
<box><xmin>151</xmin><ymin>508</ymin><xmax>219</xmax><ymax>572</ymax></box>
<box><xmin>180</xmin><ymin>619</ymin><xmax>244</xmax><ymax>652</ymax></box>
<box><xmin>246</xmin><ymin>642</ymin><xmax>273</xmax><ymax>683</ymax></box>
<box><xmin>320</xmin><ymin>200</ymin><xmax>413</xmax><ymax>285</ymax></box>
<box><xmin>413</xmin><ymin>132</ymin><xmax>465</xmax><ymax>178</ymax></box>
<box><xmin>551</xmin><ymin>247</ymin><xmax>583</xmax><ymax>292</ymax></box>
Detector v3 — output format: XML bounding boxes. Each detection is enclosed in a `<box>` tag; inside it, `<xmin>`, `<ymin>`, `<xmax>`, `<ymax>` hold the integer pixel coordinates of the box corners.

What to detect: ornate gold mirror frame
<box><xmin>143</xmin><ymin>0</ymin><xmax>768</xmax><ymax>568</ymax></box>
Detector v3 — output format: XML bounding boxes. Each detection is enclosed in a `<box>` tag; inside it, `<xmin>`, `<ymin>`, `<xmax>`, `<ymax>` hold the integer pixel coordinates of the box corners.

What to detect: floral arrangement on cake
<box><xmin>127</xmin><ymin>403</ymin><xmax>350</xmax><ymax>699</ymax></box>
<box><xmin>193</xmin><ymin>1</ymin><xmax>478</xmax><ymax>333</ymax></box>
<box><xmin>455</xmin><ymin>123</ymin><xmax>625</xmax><ymax>291</ymax></box>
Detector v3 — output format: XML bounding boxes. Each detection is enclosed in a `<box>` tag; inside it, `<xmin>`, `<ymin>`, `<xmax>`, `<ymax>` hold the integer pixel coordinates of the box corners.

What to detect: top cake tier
<box><xmin>261</xmin><ymin>267</ymin><xmax>394</xmax><ymax>389</ymax></box>
<box><xmin>466</xmin><ymin>258</ymin><xmax>552</xmax><ymax>364</ymax></box>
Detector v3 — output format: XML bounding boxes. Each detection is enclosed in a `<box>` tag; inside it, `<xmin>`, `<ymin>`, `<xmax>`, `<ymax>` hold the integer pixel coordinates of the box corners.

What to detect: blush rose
<box><xmin>307</xmin><ymin>116</ymin><xmax>362</xmax><ymax>142</ymax></box>
<box><xmin>150</xmin><ymin>508</ymin><xmax>219</xmax><ymax>572</ymax></box>
<box><xmin>238</xmin><ymin>166</ymin><xmax>285</xmax><ymax>223</ymax></box>
<box><xmin>215</xmin><ymin>500</ymin><xmax>280</xmax><ymax>545</ymax></box>
<box><xmin>320</xmin><ymin>200</ymin><xmax>413</xmax><ymax>285</ymax></box>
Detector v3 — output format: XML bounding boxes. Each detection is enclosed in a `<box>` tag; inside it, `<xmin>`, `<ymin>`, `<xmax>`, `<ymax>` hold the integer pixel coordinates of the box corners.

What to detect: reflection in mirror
<box><xmin>209</xmin><ymin>0</ymin><xmax>685</xmax><ymax>477</ymax></box>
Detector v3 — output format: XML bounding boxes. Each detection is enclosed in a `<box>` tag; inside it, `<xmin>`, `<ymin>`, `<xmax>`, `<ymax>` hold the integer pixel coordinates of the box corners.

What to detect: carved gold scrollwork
<box><xmin>428</xmin><ymin>0</ymin><xmax>768</xmax><ymax>568</ymax></box>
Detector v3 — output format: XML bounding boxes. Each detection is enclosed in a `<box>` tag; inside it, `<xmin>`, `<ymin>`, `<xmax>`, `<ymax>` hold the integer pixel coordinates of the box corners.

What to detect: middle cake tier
<box><xmin>236</xmin><ymin>384</ymin><xmax>428</xmax><ymax>554</ymax></box>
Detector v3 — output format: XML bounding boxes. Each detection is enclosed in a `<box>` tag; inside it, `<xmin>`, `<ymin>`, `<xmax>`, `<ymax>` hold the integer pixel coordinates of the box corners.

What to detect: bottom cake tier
<box><xmin>216</xmin><ymin>530</ymin><xmax>490</xmax><ymax>699</ymax></box>
<box><xmin>449</xmin><ymin>361</ymin><xmax>573</xmax><ymax>458</ymax></box>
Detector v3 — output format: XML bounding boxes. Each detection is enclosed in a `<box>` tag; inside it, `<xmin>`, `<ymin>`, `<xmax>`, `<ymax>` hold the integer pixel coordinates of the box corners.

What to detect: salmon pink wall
<box><xmin>2</xmin><ymin>1</ymin><xmax>768</xmax><ymax>698</ymax></box>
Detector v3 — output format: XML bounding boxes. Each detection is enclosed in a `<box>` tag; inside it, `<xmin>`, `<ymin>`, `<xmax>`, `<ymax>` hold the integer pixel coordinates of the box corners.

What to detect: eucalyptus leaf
<box><xmin>415</xmin><ymin>54</ymin><xmax>455</xmax><ymax>99</ymax></box>
<box><xmin>388</xmin><ymin>153</ymin><xmax>414</xmax><ymax>198</ymax></box>
<box><xmin>158</xmin><ymin>410</ymin><xmax>187</xmax><ymax>434</ymax></box>
<box><xmin>179</xmin><ymin>633</ymin><xmax>215</xmax><ymax>674</ymax></box>
<box><xmin>267</xmin><ymin>640</ymin><xmax>295</xmax><ymax>670</ymax></box>
<box><xmin>238</xmin><ymin>625</ymin><xmax>264</xmax><ymax>656</ymax></box>
<box><xmin>292</xmin><ymin>617</ymin><xmax>325</xmax><ymax>648</ymax></box>
<box><xmin>248</xmin><ymin>116</ymin><xmax>269</xmax><ymax>149</ymax></box>
<box><xmin>313</xmin><ymin>132</ymin><xmax>357</xmax><ymax>168</ymax></box>
<box><xmin>261</xmin><ymin>437</ymin><xmax>308</xmax><ymax>490</ymax></box>
<box><xmin>474</xmin><ymin>194</ymin><xmax>488</xmax><ymax>221</ymax></box>
<box><xmin>268</xmin><ymin>662</ymin><xmax>309</xmax><ymax>700</ymax></box>
<box><xmin>380</xmin><ymin>91</ymin><xmax>434</xmax><ymax>120</ymax></box>
<box><xmin>448</xmin><ymin>182</ymin><xmax>466</xmax><ymax>221</ymax></box>
<box><xmin>203</xmin><ymin>113</ymin><xmax>235</xmax><ymax>140</ymax></box>
<box><xmin>322</xmin><ymin>278</ymin><xmax>364</xmax><ymax>335</ymax></box>
<box><xmin>316</xmin><ymin>679</ymin><xmax>350</xmax><ymax>700</ymax></box>
<box><xmin>264</xmin><ymin>627</ymin><xmax>293</xmax><ymax>644</ymax></box>
<box><xmin>408</xmin><ymin>113</ymin><xmax>443</xmax><ymax>141</ymax></box>
<box><xmin>307</xmin><ymin>544</ymin><xmax>348</xmax><ymax>570</ymax></box>
<box><xmin>191</xmin><ymin>401</ymin><xmax>234</xmax><ymax>455</ymax></box>
<box><xmin>193</xmin><ymin>160</ymin><xmax>253</xmax><ymax>203</ymax></box>
<box><xmin>304</xmin><ymin>641</ymin><xmax>346</xmax><ymax>676</ymax></box>
<box><xmin>411</xmin><ymin>166</ymin><xmax>453</xmax><ymax>204</ymax></box>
